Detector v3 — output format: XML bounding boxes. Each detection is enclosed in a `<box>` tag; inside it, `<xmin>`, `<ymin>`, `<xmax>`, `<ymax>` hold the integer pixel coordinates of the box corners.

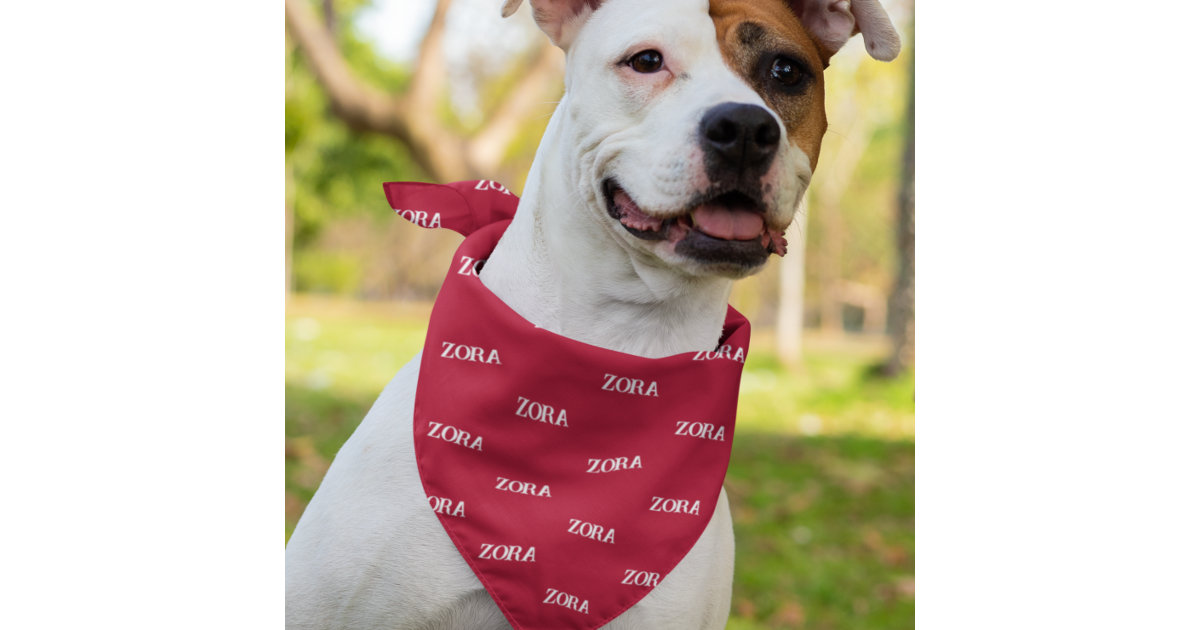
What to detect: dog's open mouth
<box><xmin>604</xmin><ymin>179</ymin><xmax>788</xmax><ymax>267</ymax></box>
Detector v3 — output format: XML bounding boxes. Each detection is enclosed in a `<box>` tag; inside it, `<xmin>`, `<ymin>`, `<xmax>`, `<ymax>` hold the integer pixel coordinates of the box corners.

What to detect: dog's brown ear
<box><xmin>788</xmin><ymin>0</ymin><xmax>901</xmax><ymax>62</ymax></box>
<box><xmin>501</xmin><ymin>0</ymin><xmax>604</xmax><ymax>49</ymax></box>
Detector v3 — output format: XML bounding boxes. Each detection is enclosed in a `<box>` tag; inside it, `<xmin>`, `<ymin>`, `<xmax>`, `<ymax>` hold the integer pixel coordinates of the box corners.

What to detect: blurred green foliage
<box><xmin>286</xmin><ymin>6</ymin><xmax>425</xmax><ymax>292</ymax></box>
<box><xmin>291</xmin><ymin>250</ymin><xmax>364</xmax><ymax>295</ymax></box>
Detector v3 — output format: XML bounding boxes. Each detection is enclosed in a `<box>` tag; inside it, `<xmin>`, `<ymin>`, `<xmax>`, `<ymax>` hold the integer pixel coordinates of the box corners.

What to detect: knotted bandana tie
<box><xmin>384</xmin><ymin>179</ymin><xmax>750</xmax><ymax>630</ymax></box>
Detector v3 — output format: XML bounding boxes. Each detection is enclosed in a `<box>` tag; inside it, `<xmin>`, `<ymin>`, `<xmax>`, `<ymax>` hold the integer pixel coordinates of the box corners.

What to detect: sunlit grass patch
<box><xmin>740</xmin><ymin>333</ymin><xmax>914</xmax><ymax>440</ymax></box>
<box><xmin>285</xmin><ymin>294</ymin><xmax>429</xmax><ymax>398</ymax></box>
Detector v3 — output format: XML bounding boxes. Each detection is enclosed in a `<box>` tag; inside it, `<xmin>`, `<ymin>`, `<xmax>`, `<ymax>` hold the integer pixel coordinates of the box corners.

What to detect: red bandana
<box><xmin>384</xmin><ymin>180</ymin><xmax>750</xmax><ymax>630</ymax></box>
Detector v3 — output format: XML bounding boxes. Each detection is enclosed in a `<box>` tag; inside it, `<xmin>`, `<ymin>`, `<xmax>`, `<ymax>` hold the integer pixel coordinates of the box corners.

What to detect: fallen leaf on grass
<box><xmin>784</xmin><ymin>481</ymin><xmax>822</xmax><ymax>513</ymax></box>
<box><xmin>861</xmin><ymin>527</ymin><xmax>910</xmax><ymax>567</ymax></box>
<box><xmin>287</xmin><ymin>436</ymin><xmax>331</xmax><ymax>489</ymax></box>
<box><xmin>769</xmin><ymin>601</ymin><xmax>805</xmax><ymax>628</ymax></box>
<box><xmin>286</xmin><ymin>492</ymin><xmax>305</xmax><ymax>525</ymax></box>
<box><xmin>814</xmin><ymin>452</ymin><xmax>885</xmax><ymax>495</ymax></box>
<box><xmin>893</xmin><ymin>575</ymin><xmax>915</xmax><ymax>599</ymax></box>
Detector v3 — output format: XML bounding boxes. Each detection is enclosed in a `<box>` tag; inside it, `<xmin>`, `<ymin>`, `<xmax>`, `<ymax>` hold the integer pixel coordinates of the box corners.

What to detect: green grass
<box><xmin>286</xmin><ymin>294</ymin><xmax>914</xmax><ymax>629</ymax></box>
<box><xmin>725</xmin><ymin>434</ymin><xmax>913</xmax><ymax>629</ymax></box>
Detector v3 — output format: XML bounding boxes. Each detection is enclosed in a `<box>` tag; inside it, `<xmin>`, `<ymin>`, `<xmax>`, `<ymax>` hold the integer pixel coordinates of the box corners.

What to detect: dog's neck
<box><xmin>479</xmin><ymin>107</ymin><xmax>734</xmax><ymax>359</ymax></box>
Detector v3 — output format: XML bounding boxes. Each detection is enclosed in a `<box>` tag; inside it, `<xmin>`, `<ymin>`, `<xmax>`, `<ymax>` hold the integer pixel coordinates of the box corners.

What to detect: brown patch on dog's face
<box><xmin>709</xmin><ymin>0</ymin><xmax>828</xmax><ymax>169</ymax></box>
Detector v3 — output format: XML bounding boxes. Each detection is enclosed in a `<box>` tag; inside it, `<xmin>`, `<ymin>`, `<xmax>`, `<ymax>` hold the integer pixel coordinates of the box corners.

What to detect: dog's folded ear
<box><xmin>500</xmin><ymin>0</ymin><xmax>523</xmax><ymax>17</ymax></box>
<box><xmin>501</xmin><ymin>0</ymin><xmax>604</xmax><ymax>49</ymax></box>
<box><xmin>789</xmin><ymin>0</ymin><xmax>901</xmax><ymax>62</ymax></box>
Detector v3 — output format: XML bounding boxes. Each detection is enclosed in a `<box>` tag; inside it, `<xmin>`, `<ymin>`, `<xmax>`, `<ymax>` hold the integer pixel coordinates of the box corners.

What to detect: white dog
<box><xmin>285</xmin><ymin>0</ymin><xmax>899</xmax><ymax>627</ymax></box>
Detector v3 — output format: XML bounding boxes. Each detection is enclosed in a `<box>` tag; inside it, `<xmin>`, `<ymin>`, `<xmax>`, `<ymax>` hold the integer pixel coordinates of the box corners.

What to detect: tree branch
<box><xmin>408</xmin><ymin>0</ymin><xmax>454</xmax><ymax>124</ymax></box>
<box><xmin>467</xmin><ymin>41</ymin><xmax>561</xmax><ymax>174</ymax></box>
<box><xmin>321</xmin><ymin>0</ymin><xmax>337</xmax><ymax>41</ymax></box>
<box><xmin>284</xmin><ymin>0</ymin><xmax>475</xmax><ymax>181</ymax></box>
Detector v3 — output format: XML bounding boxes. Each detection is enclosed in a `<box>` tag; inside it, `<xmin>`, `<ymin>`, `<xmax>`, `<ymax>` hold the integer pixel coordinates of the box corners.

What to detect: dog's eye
<box><xmin>628</xmin><ymin>50</ymin><xmax>664</xmax><ymax>73</ymax></box>
<box><xmin>769</xmin><ymin>56</ymin><xmax>804</xmax><ymax>86</ymax></box>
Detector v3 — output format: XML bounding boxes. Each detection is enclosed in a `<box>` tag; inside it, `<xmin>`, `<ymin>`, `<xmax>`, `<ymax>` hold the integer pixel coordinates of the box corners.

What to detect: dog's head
<box><xmin>502</xmin><ymin>0</ymin><xmax>899</xmax><ymax>279</ymax></box>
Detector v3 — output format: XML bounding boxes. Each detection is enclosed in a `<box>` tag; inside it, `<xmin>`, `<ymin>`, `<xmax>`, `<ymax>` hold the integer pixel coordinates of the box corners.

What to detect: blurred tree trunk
<box><xmin>817</xmin><ymin>199</ymin><xmax>844</xmax><ymax>338</ymax></box>
<box><xmin>775</xmin><ymin>212</ymin><xmax>806</xmax><ymax>369</ymax></box>
<box><xmin>286</xmin><ymin>202</ymin><xmax>295</xmax><ymax>293</ymax></box>
<box><xmin>776</xmin><ymin>97</ymin><xmax>869</xmax><ymax>362</ymax></box>
<box><xmin>813</xmin><ymin>108</ymin><xmax>870</xmax><ymax>337</ymax></box>
<box><xmin>885</xmin><ymin>47</ymin><xmax>916</xmax><ymax>376</ymax></box>
<box><xmin>321</xmin><ymin>0</ymin><xmax>336</xmax><ymax>40</ymax></box>
<box><xmin>284</xmin><ymin>0</ymin><xmax>560</xmax><ymax>183</ymax></box>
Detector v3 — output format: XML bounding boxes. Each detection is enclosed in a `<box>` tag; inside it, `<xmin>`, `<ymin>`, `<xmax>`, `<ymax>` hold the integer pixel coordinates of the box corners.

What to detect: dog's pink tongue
<box><xmin>692</xmin><ymin>204</ymin><xmax>765</xmax><ymax>241</ymax></box>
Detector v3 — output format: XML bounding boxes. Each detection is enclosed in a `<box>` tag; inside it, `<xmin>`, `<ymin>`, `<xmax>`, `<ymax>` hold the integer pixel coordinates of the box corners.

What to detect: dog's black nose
<box><xmin>699</xmin><ymin>103</ymin><xmax>781</xmax><ymax>173</ymax></box>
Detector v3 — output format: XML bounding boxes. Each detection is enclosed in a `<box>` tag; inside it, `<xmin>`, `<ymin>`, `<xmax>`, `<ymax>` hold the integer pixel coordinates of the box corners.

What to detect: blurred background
<box><xmin>285</xmin><ymin>0</ymin><xmax>914</xmax><ymax>627</ymax></box>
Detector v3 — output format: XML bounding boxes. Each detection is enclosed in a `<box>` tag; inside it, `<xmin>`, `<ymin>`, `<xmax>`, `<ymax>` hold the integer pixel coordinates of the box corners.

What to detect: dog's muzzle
<box><xmin>601</xmin><ymin>102</ymin><xmax>789</xmax><ymax>270</ymax></box>
<box><xmin>603</xmin><ymin>179</ymin><xmax>788</xmax><ymax>270</ymax></box>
